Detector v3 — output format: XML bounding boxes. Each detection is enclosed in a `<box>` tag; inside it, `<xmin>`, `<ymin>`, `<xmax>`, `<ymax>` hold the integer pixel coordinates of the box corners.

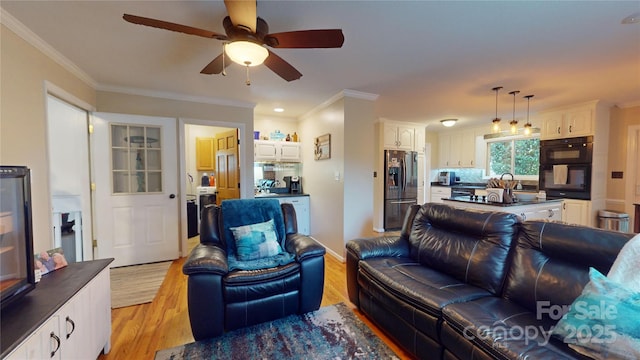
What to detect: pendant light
<box><xmin>491</xmin><ymin>86</ymin><xmax>503</xmax><ymax>133</ymax></box>
<box><xmin>523</xmin><ymin>94</ymin><xmax>534</xmax><ymax>136</ymax></box>
<box><xmin>509</xmin><ymin>90</ymin><xmax>520</xmax><ymax>134</ymax></box>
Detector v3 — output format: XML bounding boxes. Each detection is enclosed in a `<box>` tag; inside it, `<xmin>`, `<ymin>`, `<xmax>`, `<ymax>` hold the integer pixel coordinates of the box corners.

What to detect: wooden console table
<box><xmin>635</xmin><ymin>203</ymin><xmax>640</xmax><ymax>233</ymax></box>
<box><xmin>1</xmin><ymin>258</ymin><xmax>113</xmax><ymax>359</ymax></box>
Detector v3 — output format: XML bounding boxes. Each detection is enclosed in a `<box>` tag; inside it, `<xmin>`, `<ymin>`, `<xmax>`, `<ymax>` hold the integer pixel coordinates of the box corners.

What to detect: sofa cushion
<box><xmin>442</xmin><ymin>296</ymin><xmax>582</xmax><ymax>360</ymax></box>
<box><xmin>359</xmin><ymin>257</ymin><xmax>494</xmax><ymax>339</ymax></box>
<box><xmin>409</xmin><ymin>204</ymin><xmax>520</xmax><ymax>295</ymax></box>
<box><xmin>502</xmin><ymin>221</ymin><xmax>631</xmax><ymax>317</ymax></box>
<box><xmin>553</xmin><ymin>267</ymin><xmax>640</xmax><ymax>359</ymax></box>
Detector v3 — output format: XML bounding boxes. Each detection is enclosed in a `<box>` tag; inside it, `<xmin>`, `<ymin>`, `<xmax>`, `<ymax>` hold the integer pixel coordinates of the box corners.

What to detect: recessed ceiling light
<box><xmin>274</xmin><ymin>108</ymin><xmax>284</xmax><ymax>113</ymax></box>
<box><xmin>622</xmin><ymin>12</ymin><xmax>640</xmax><ymax>24</ymax></box>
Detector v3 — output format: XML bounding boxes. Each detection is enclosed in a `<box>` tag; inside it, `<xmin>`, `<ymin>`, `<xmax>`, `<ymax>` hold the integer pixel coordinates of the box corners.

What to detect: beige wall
<box><xmin>343</xmin><ymin>97</ymin><xmax>376</xmax><ymax>246</ymax></box>
<box><xmin>607</xmin><ymin>105</ymin><xmax>640</xmax><ymax>214</ymax></box>
<box><xmin>254</xmin><ymin>115</ymin><xmax>299</xmax><ymax>140</ymax></box>
<box><xmin>299</xmin><ymin>98</ymin><xmax>346</xmax><ymax>258</ymax></box>
<box><xmin>1</xmin><ymin>24</ymin><xmax>96</xmax><ymax>252</ymax></box>
<box><xmin>298</xmin><ymin>94</ymin><xmax>376</xmax><ymax>259</ymax></box>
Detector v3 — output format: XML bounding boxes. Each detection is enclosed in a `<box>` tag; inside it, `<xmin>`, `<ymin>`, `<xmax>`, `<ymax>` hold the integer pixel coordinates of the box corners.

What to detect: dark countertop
<box><xmin>254</xmin><ymin>193</ymin><xmax>309</xmax><ymax>198</ymax></box>
<box><xmin>443</xmin><ymin>196</ymin><xmax>562</xmax><ymax>207</ymax></box>
<box><xmin>430</xmin><ymin>182</ymin><xmax>487</xmax><ymax>189</ymax></box>
<box><xmin>1</xmin><ymin>258</ymin><xmax>114</xmax><ymax>357</ymax></box>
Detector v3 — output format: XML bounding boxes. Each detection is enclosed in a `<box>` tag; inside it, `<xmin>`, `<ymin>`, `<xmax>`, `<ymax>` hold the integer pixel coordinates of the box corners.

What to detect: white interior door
<box><xmin>92</xmin><ymin>113</ymin><xmax>179</xmax><ymax>267</ymax></box>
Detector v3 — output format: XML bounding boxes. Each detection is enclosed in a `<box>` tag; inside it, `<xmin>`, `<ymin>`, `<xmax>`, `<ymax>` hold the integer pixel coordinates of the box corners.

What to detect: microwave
<box><xmin>540</xmin><ymin>136</ymin><xmax>593</xmax><ymax>165</ymax></box>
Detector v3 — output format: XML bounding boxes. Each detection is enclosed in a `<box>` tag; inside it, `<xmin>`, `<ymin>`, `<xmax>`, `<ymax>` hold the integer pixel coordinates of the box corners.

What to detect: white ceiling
<box><xmin>2</xmin><ymin>1</ymin><xmax>639</xmax><ymax>130</ymax></box>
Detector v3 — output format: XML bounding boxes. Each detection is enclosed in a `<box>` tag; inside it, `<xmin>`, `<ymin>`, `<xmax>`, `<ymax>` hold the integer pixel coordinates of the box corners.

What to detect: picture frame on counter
<box><xmin>314</xmin><ymin>134</ymin><xmax>331</xmax><ymax>160</ymax></box>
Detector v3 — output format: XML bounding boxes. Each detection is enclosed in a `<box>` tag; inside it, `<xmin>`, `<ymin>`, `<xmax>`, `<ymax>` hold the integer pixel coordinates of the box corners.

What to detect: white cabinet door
<box><xmin>397</xmin><ymin>125</ymin><xmax>415</xmax><ymax>151</ymax></box>
<box><xmin>540</xmin><ymin>112</ymin><xmax>564</xmax><ymax>140</ymax></box>
<box><xmin>565</xmin><ymin>108</ymin><xmax>592</xmax><ymax>137</ymax></box>
<box><xmin>460</xmin><ymin>130</ymin><xmax>476</xmax><ymax>167</ymax></box>
<box><xmin>278</xmin><ymin>197</ymin><xmax>310</xmax><ymax>235</ymax></box>
<box><xmin>430</xmin><ymin>186</ymin><xmax>451</xmax><ymax>203</ymax></box>
<box><xmin>90</xmin><ymin>268</ymin><xmax>112</xmax><ymax>354</ymax></box>
<box><xmin>562</xmin><ymin>199</ymin><xmax>591</xmax><ymax>226</ymax></box>
<box><xmin>58</xmin><ymin>287</ymin><xmax>93</xmax><ymax>360</ymax></box>
<box><xmin>279</xmin><ymin>142</ymin><xmax>302</xmax><ymax>162</ymax></box>
<box><xmin>438</xmin><ymin>133</ymin><xmax>452</xmax><ymax>168</ymax></box>
<box><xmin>415</xmin><ymin>126</ymin><xmax>426</xmax><ymax>154</ymax></box>
<box><xmin>519</xmin><ymin>205</ymin><xmax>562</xmax><ymax>221</ymax></box>
<box><xmin>5</xmin><ymin>316</ymin><xmax>61</xmax><ymax>360</ymax></box>
<box><xmin>254</xmin><ymin>141</ymin><xmax>278</xmax><ymax>161</ymax></box>
<box><xmin>383</xmin><ymin>123</ymin><xmax>415</xmax><ymax>151</ymax></box>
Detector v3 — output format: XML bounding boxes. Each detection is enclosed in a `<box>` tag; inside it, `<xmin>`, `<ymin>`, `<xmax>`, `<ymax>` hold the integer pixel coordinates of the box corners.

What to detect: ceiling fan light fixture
<box><xmin>225</xmin><ymin>41</ymin><xmax>269</xmax><ymax>66</ymax></box>
<box><xmin>440</xmin><ymin>119</ymin><xmax>457</xmax><ymax>127</ymax></box>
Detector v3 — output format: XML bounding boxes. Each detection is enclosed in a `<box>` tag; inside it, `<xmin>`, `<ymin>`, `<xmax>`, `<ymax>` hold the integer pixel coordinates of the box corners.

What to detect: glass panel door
<box><xmin>111</xmin><ymin>124</ymin><xmax>163</xmax><ymax>194</ymax></box>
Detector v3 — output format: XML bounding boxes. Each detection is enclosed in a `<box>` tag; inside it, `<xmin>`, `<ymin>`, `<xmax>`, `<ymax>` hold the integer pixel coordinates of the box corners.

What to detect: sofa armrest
<box><xmin>182</xmin><ymin>243</ymin><xmax>229</xmax><ymax>276</ymax></box>
<box><xmin>345</xmin><ymin>235</ymin><xmax>410</xmax><ymax>260</ymax></box>
<box><xmin>285</xmin><ymin>233</ymin><xmax>326</xmax><ymax>262</ymax></box>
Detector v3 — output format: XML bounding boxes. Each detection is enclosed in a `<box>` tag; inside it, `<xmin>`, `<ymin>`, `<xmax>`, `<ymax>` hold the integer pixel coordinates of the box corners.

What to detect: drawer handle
<box><xmin>50</xmin><ymin>332</ymin><xmax>61</xmax><ymax>358</ymax></box>
<box><xmin>66</xmin><ymin>316</ymin><xmax>76</xmax><ymax>339</ymax></box>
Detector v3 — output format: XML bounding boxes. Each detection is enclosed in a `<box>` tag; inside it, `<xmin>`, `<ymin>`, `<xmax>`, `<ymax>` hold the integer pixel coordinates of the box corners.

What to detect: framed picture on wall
<box><xmin>314</xmin><ymin>134</ymin><xmax>331</xmax><ymax>160</ymax></box>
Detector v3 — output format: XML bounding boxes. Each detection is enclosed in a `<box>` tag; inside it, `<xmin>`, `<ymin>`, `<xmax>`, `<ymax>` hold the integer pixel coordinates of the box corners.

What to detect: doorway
<box><xmin>179</xmin><ymin>120</ymin><xmax>244</xmax><ymax>256</ymax></box>
<box><xmin>46</xmin><ymin>92</ymin><xmax>93</xmax><ymax>262</ymax></box>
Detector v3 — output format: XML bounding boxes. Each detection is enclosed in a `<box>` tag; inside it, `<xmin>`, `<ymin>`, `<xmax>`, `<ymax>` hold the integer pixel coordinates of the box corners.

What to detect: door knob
<box><xmin>169</xmin><ymin>194</ymin><xmax>176</xmax><ymax>199</ymax></box>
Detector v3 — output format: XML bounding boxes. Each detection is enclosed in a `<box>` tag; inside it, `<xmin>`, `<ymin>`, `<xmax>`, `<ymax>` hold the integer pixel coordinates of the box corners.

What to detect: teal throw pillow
<box><xmin>552</xmin><ymin>267</ymin><xmax>640</xmax><ymax>359</ymax></box>
<box><xmin>230</xmin><ymin>219</ymin><xmax>283</xmax><ymax>261</ymax></box>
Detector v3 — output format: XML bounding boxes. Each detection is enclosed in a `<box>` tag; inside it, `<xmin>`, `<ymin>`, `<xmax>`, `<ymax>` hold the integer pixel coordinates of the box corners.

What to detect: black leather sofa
<box><xmin>183</xmin><ymin>200</ymin><xmax>326</xmax><ymax>340</ymax></box>
<box><xmin>346</xmin><ymin>203</ymin><xmax>634</xmax><ymax>360</ymax></box>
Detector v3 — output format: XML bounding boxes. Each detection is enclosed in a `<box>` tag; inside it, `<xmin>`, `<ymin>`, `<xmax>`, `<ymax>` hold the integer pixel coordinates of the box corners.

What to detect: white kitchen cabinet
<box><xmin>3</xmin><ymin>260</ymin><xmax>112</xmax><ymax>360</ymax></box>
<box><xmin>430</xmin><ymin>186</ymin><xmax>451</xmax><ymax>203</ymax></box>
<box><xmin>443</xmin><ymin>199</ymin><xmax>563</xmax><ymax>222</ymax></box>
<box><xmin>265</xmin><ymin>196</ymin><xmax>310</xmax><ymax>235</ymax></box>
<box><xmin>562</xmin><ymin>199</ymin><xmax>592</xmax><ymax>226</ymax></box>
<box><xmin>254</xmin><ymin>140</ymin><xmax>302</xmax><ymax>162</ymax></box>
<box><xmin>438</xmin><ymin>129</ymin><xmax>476</xmax><ymax>168</ymax></box>
<box><xmin>415</xmin><ymin>126</ymin><xmax>426</xmax><ymax>154</ymax></box>
<box><xmin>539</xmin><ymin>105</ymin><xmax>593</xmax><ymax>140</ymax></box>
<box><xmin>383</xmin><ymin>123</ymin><xmax>415</xmax><ymax>151</ymax></box>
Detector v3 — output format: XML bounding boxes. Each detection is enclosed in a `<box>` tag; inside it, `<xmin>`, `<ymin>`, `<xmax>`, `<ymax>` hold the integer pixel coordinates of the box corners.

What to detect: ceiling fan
<box><xmin>123</xmin><ymin>0</ymin><xmax>344</xmax><ymax>82</ymax></box>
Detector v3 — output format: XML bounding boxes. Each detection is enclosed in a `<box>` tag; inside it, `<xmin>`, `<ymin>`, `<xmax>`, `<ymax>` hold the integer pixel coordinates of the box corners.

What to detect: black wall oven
<box><xmin>539</xmin><ymin>136</ymin><xmax>592</xmax><ymax>200</ymax></box>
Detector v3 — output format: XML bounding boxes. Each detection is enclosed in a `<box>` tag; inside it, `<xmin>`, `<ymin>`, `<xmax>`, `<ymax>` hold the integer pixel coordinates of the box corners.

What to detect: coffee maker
<box><xmin>283</xmin><ymin>176</ymin><xmax>302</xmax><ymax>194</ymax></box>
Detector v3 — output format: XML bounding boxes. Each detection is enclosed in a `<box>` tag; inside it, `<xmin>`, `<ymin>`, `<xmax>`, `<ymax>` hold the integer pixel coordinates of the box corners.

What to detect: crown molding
<box><xmin>301</xmin><ymin>89</ymin><xmax>378</xmax><ymax>119</ymax></box>
<box><xmin>96</xmin><ymin>84</ymin><xmax>256</xmax><ymax>109</ymax></box>
<box><xmin>1</xmin><ymin>8</ymin><xmax>97</xmax><ymax>88</ymax></box>
<box><xmin>618</xmin><ymin>99</ymin><xmax>640</xmax><ymax>109</ymax></box>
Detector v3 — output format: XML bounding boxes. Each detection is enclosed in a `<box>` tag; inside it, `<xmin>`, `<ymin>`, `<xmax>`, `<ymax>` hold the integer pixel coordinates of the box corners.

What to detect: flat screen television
<box><xmin>0</xmin><ymin>166</ymin><xmax>36</xmax><ymax>309</ymax></box>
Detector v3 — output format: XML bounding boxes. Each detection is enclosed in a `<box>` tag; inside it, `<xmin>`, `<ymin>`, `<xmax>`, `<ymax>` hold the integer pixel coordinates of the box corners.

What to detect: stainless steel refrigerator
<box><xmin>384</xmin><ymin>150</ymin><xmax>418</xmax><ymax>230</ymax></box>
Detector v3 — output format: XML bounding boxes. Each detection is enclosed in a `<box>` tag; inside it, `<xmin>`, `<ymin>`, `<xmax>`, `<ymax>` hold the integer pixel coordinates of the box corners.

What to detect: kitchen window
<box><xmin>487</xmin><ymin>135</ymin><xmax>540</xmax><ymax>178</ymax></box>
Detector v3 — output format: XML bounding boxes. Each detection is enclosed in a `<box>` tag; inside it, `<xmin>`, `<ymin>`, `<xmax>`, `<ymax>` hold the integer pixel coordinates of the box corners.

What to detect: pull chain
<box><xmin>245</xmin><ymin>62</ymin><xmax>251</xmax><ymax>86</ymax></box>
<box><xmin>221</xmin><ymin>43</ymin><xmax>227</xmax><ymax>76</ymax></box>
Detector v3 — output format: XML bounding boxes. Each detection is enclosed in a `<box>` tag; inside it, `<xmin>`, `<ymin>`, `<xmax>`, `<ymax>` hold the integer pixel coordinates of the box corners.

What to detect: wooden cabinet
<box><xmin>438</xmin><ymin>129</ymin><xmax>477</xmax><ymax>168</ymax></box>
<box><xmin>2</xmin><ymin>260</ymin><xmax>112</xmax><ymax>360</ymax></box>
<box><xmin>196</xmin><ymin>137</ymin><xmax>215</xmax><ymax>171</ymax></box>
<box><xmin>254</xmin><ymin>141</ymin><xmax>302</xmax><ymax>162</ymax></box>
<box><xmin>539</xmin><ymin>106</ymin><xmax>593</xmax><ymax>140</ymax></box>
<box><xmin>383</xmin><ymin>123</ymin><xmax>415</xmax><ymax>151</ymax></box>
<box><xmin>443</xmin><ymin>199</ymin><xmax>563</xmax><ymax>222</ymax></box>
<box><xmin>562</xmin><ymin>199</ymin><xmax>592</xmax><ymax>226</ymax></box>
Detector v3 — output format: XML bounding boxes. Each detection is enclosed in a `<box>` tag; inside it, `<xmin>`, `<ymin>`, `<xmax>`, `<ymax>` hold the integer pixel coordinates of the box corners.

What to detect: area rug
<box><xmin>110</xmin><ymin>261</ymin><xmax>172</xmax><ymax>309</ymax></box>
<box><xmin>154</xmin><ymin>302</ymin><xmax>399</xmax><ymax>359</ymax></box>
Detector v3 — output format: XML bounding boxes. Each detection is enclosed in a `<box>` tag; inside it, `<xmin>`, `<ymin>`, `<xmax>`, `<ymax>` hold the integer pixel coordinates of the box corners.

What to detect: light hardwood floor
<box><xmin>98</xmin><ymin>240</ymin><xmax>413</xmax><ymax>359</ymax></box>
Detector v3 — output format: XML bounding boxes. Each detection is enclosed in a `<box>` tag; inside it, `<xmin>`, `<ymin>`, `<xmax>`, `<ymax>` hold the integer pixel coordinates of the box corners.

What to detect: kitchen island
<box><xmin>443</xmin><ymin>196</ymin><xmax>563</xmax><ymax>221</ymax></box>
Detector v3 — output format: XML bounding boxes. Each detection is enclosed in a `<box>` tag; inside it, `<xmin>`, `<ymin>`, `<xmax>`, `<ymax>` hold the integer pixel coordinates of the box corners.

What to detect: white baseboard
<box><xmin>309</xmin><ymin>236</ymin><xmax>344</xmax><ymax>263</ymax></box>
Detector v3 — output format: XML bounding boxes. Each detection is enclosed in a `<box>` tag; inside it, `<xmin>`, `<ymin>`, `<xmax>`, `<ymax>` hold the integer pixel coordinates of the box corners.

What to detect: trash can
<box><xmin>187</xmin><ymin>199</ymin><xmax>198</xmax><ymax>238</ymax></box>
<box><xmin>598</xmin><ymin>210</ymin><xmax>629</xmax><ymax>233</ymax></box>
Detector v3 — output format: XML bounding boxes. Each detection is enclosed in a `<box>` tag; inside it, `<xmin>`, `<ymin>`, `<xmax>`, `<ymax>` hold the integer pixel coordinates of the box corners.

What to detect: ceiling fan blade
<box><xmin>224</xmin><ymin>0</ymin><xmax>257</xmax><ymax>33</ymax></box>
<box><xmin>264</xmin><ymin>50</ymin><xmax>302</xmax><ymax>82</ymax></box>
<box><xmin>264</xmin><ymin>30</ymin><xmax>344</xmax><ymax>48</ymax></box>
<box><xmin>200</xmin><ymin>53</ymin><xmax>231</xmax><ymax>74</ymax></box>
<box><xmin>123</xmin><ymin>14</ymin><xmax>227</xmax><ymax>40</ymax></box>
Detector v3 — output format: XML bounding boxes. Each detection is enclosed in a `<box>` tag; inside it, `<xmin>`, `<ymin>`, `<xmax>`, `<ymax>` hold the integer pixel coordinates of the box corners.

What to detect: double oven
<box><xmin>539</xmin><ymin>136</ymin><xmax>592</xmax><ymax>200</ymax></box>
